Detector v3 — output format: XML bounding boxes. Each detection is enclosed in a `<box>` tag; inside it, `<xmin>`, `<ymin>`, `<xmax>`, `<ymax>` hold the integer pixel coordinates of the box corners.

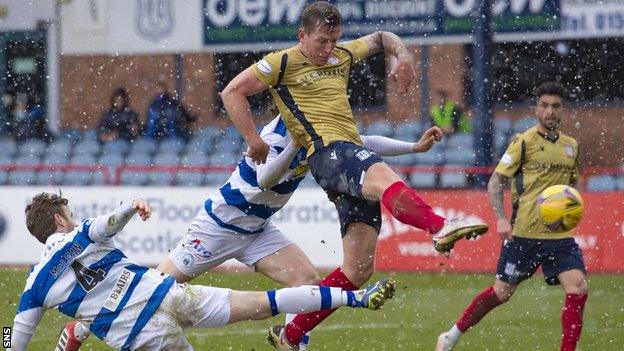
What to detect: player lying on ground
<box><xmin>56</xmin><ymin>113</ymin><xmax>443</xmax><ymax>351</ymax></box>
<box><xmin>11</xmin><ymin>193</ymin><xmax>396</xmax><ymax>351</ymax></box>
<box><xmin>436</xmin><ymin>82</ymin><xmax>587</xmax><ymax>351</ymax></box>
<box><xmin>221</xmin><ymin>2</ymin><xmax>489</xmax><ymax>349</ymax></box>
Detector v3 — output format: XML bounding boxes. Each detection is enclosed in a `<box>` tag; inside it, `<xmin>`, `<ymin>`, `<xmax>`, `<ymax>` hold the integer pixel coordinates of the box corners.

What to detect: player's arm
<box><xmin>488</xmin><ymin>172</ymin><xmax>513</xmax><ymax>241</ymax></box>
<box><xmin>361</xmin><ymin>126</ymin><xmax>443</xmax><ymax>156</ymax></box>
<box><xmin>256</xmin><ymin>133</ymin><xmax>302</xmax><ymax>189</ymax></box>
<box><xmin>359</xmin><ymin>31</ymin><xmax>414</xmax><ymax>93</ymax></box>
<box><xmin>11</xmin><ymin>305</ymin><xmax>44</xmax><ymax>350</ymax></box>
<box><xmin>88</xmin><ymin>198</ymin><xmax>151</xmax><ymax>242</ymax></box>
<box><xmin>221</xmin><ymin>68</ymin><xmax>271</xmax><ymax>164</ymax></box>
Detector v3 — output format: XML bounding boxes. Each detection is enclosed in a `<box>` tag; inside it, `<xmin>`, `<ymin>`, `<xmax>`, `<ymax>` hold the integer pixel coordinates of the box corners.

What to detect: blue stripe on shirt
<box><xmin>121</xmin><ymin>276</ymin><xmax>175</xmax><ymax>351</ymax></box>
<box><xmin>274</xmin><ymin>118</ymin><xmax>287</xmax><ymax>136</ymax></box>
<box><xmin>219</xmin><ymin>183</ymin><xmax>280</xmax><ymax>220</ymax></box>
<box><xmin>203</xmin><ymin>200</ymin><xmax>264</xmax><ymax>235</ymax></box>
<box><xmin>237</xmin><ymin>159</ymin><xmax>259</xmax><ymax>187</ymax></box>
<box><xmin>58</xmin><ymin>249</ymin><xmax>126</xmax><ymax>318</ymax></box>
<box><xmin>17</xmin><ymin>226</ymin><xmax>92</xmax><ymax>313</ymax></box>
<box><xmin>269</xmin><ymin>176</ymin><xmax>305</xmax><ymax>195</ymax></box>
<box><xmin>90</xmin><ymin>265</ymin><xmax>148</xmax><ymax>340</ymax></box>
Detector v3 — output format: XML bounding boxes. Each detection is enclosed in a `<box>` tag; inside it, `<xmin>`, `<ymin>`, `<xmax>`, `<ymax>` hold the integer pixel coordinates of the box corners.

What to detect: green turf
<box><xmin>1</xmin><ymin>268</ymin><xmax>622</xmax><ymax>350</ymax></box>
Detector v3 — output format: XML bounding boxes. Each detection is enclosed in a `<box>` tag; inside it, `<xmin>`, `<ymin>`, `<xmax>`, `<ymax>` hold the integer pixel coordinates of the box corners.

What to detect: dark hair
<box><xmin>534</xmin><ymin>82</ymin><xmax>567</xmax><ymax>100</ymax></box>
<box><xmin>25</xmin><ymin>192</ymin><xmax>68</xmax><ymax>244</ymax></box>
<box><xmin>110</xmin><ymin>87</ymin><xmax>129</xmax><ymax>109</ymax></box>
<box><xmin>300</xmin><ymin>1</ymin><xmax>342</xmax><ymax>34</ymax></box>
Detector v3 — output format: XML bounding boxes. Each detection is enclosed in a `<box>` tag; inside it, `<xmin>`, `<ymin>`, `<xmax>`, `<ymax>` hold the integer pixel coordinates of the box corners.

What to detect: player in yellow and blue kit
<box><xmin>436</xmin><ymin>82</ymin><xmax>588</xmax><ymax>351</ymax></box>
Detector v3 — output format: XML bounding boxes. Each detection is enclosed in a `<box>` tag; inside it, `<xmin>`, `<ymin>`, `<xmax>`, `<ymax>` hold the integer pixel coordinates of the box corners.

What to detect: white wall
<box><xmin>0</xmin><ymin>0</ymin><xmax>55</xmax><ymax>32</ymax></box>
<box><xmin>60</xmin><ymin>0</ymin><xmax>204</xmax><ymax>55</ymax></box>
<box><xmin>0</xmin><ymin>187</ymin><xmax>344</xmax><ymax>268</ymax></box>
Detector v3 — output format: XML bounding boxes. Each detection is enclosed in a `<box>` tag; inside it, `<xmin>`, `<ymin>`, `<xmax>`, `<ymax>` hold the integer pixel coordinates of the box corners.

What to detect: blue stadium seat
<box><xmin>414</xmin><ymin>148</ymin><xmax>444</xmax><ymax>165</ymax></box>
<box><xmin>17</xmin><ymin>139</ymin><xmax>47</xmax><ymax>158</ymax></box>
<box><xmin>208</xmin><ymin>152</ymin><xmax>240</xmax><ymax>166</ymax></box>
<box><xmin>75</xmin><ymin>138</ymin><xmax>101</xmax><ymax>157</ymax></box>
<box><xmin>0</xmin><ymin>150</ymin><xmax>12</xmax><ymax>184</ymax></box>
<box><xmin>409</xmin><ymin>172</ymin><xmax>437</xmax><ymax>188</ymax></box>
<box><xmin>366</xmin><ymin>121</ymin><xmax>394</xmax><ymax>137</ymax></box>
<box><xmin>393</xmin><ymin>121</ymin><xmax>423</xmax><ymax>140</ymax></box>
<box><xmin>157</xmin><ymin>138</ymin><xmax>186</xmax><ymax>155</ymax></box>
<box><xmin>93</xmin><ymin>153</ymin><xmax>125</xmax><ymax>185</ymax></box>
<box><xmin>513</xmin><ymin>117</ymin><xmax>535</xmax><ymax>133</ymax></box>
<box><xmin>64</xmin><ymin>154</ymin><xmax>97</xmax><ymax>186</ymax></box>
<box><xmin>129</xmin><ymin>138</ymin><xmax>157</xmax><ymax>155</ymax></box>
<box><xmin>223</xmin><ymin>127</ymin><xmax>242</xmax><ymax>140</ymax></box>
<box><xmin>186</xmin><ymin>136</ymin><xmax>214</xmax><ymax>155</ymax></box>
<box><xmin>46</xmin><ymin>139</ymin><xmax>73</xmax><ymax>157</ymax></box>
<box><xmin>58</xmin><ymin>128</ymin><xmax>84</xmax><ymax>142</ymax></box>
<box><xmin>175</xmin><ymin>154</ymin><xmax>207</xmax><ymax>186</ymax></box>
<box><xmin>120</xmin><ymin>154</ymin><xmax>151</xmax><ymax>186</ymax></box>
<box><xmin>214</xmin><ymin>138</ymin><xmax>244</xmax><ymax>154</ymax></box>
<box><xmin>0</xmin><ymin>139</ymin><xmax>17</xmax><ymax>158</ymax></box>
<box><xmin>586</xmin><ymin>175</ymin><xmax>617</xmax><ymax>192</ymax></box>
<box><xmin>494</xmin><ymin>118</ymin><xmax>513</xmax><ymax>135</ymax></box>
<box><xmin>9</xmin><ymin>155</ymin><xmax>40</xmax><ymax>185</ymax></box>
<box><xmin>440</xmin><ymin>172</ymin><xmax>468</xmax><ymax>188</ymax></box>
<box><xmin>205</xmin><ymin>172</ymin><xmax>230</xmax><ymax>186</ymax></box>
<box><xmin>196</xmin><ymin>125</ymin><xmax>222</xmax><ymax>140</ymax></box>
<box><xmin>37</xmin><ymin>153</ymin><xmax>69</xmax><ymax>185</ymax></box>
<box><xmin>386</xmin><ymin>153</ymin><xmax>417</xmax><ymax>166</ymax></box>
<box><xmin>102</xmin><ymin>139</ymin><xmax>130</xmax><ymax>155</ymax></box>
<box><xmin>444</xmin><ymin>149</ymin><xmax>476</xmax><ymax>166</ymax></box>
<box><xmin>149</xmin><ymin>153</ymin><xmax>179</xmax><ymax>186</ymax></box>
<box><xmin>84</xmin><ymin>129</ymin><xmax>99</xmax><ymax>140</ymax></box>
<box><xmin>446</xmin><ymin>134</ymin><xmax>474</xmax><ymax>149</ymax></box>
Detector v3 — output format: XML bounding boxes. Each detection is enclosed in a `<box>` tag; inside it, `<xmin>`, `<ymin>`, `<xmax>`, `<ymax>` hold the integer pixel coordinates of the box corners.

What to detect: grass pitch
<box><xmin>1</xmin><ymin>268</ymin><xmax>622</xmax><ymax>350</ymax></box>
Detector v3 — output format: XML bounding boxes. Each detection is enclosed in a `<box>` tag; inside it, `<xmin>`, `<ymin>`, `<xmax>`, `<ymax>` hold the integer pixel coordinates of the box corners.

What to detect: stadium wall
<box><xmin>0</xmin><ymin>187</ymin><xmax>621</xmax><ymax>274</ymax></box>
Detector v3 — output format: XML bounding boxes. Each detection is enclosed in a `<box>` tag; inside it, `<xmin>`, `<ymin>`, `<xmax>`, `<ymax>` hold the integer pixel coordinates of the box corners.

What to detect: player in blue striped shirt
<box><xmin>11</xmin><ymin>192</ymin><xmax>395</xmax><ymax>350</ymax></box>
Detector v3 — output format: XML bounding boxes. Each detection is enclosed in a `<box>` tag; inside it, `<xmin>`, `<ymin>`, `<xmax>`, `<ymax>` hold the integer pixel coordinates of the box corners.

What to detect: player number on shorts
<box><xmin>71</xmin><ymin>261</ymin><xmax>106</xmax><ymax>291</ymax></box>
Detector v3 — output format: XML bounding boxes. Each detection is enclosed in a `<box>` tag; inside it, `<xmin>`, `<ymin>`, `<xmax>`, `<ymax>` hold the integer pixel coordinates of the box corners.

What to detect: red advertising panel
<box><xmin>375</xmin><ymin>191</ymin><xmax>624</xmax><ymax>273</ymax></box>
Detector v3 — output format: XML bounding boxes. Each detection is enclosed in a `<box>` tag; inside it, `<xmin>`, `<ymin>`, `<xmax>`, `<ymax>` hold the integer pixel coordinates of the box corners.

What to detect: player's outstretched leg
<box><xmin>266</xmin><ymin>278</ymin><xmax>396</xmax><ymax>350</ymax></box>
<box><xmin>380</xmin><ymin>181</ymin><xmax>488</xmax><ymax>253</ymax></box>
<box><xmin>56</xmin><ymin>321</ymin><xmax>90</xmax><ymax>351</ymax></box>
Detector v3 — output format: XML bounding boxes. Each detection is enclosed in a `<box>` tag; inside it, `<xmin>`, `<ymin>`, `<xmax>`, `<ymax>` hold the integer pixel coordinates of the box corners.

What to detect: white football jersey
<box><xmin>204</xmin><ymin>116</ymin><xmax>309</xmax><ymax>234</ymax></box>
<box><xmin>14</xmin><ymin>218</ymin><xmax>175</xmax><ymax>350</ymax></box>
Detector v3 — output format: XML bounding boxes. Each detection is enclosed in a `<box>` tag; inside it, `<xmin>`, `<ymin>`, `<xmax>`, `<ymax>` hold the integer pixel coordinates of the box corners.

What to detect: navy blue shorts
<box><xmin>496</xmin><ymin>237</ymin><xmax>586</xmax><ymax>285</ymax></box>
<box><xmin>308</xmin><ymin>141</ymin><xmax>384</xmax><ymax>236</ymax></box>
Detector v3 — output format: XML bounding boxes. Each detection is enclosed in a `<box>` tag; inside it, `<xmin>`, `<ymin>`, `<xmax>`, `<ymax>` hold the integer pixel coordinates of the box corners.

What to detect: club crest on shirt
<box><xmin>256</xmin><ymin>59</ymin><xmax>272</xmax><ymax>74</ymax></box>
<box><xmin>327</xmin><ymin>56</ymin><xmax>339</xmax><ymax>65</ymax></box>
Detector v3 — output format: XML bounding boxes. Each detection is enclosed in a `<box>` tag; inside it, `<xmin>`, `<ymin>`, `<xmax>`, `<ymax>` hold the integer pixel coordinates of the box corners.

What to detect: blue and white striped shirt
<box><xmin>14</xmin><ymin>218</ymin><xmax>174</xmax><ymax>350</ymax></box>
<box><xmin>204</xmin><ymin>116</ymin><xmax>308</xmax><ymax>234</ymax></box>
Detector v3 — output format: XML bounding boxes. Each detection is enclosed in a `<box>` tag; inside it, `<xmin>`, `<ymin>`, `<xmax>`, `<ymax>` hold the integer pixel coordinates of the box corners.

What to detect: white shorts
<box><xmin>131</xmin><ymin>282</ymin><xmax>232</xmax><ymax>350</ymax></box>
<box><xmin>169</xmin><ymin>208</ymin><xmax>293</xmax><ymax>278</ymax></box>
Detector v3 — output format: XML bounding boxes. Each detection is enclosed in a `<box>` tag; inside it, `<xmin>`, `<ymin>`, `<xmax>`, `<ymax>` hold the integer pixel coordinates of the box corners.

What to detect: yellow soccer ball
<box><xmin>537</xmin><ymin>185</ymin><xmax>585</xmax><ymax>233</ymax></box>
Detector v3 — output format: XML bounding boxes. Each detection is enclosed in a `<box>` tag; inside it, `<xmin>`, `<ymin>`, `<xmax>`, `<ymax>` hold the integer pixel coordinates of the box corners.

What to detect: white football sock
<box><xmin>447</xmin><ymin>324</ymin><xmax>463</xmax><ymax>344</ymax></box>
<box><xmin>268</xmin><ymin>286</ymin><xmax>343</xmax><ymax>315</ymax></box>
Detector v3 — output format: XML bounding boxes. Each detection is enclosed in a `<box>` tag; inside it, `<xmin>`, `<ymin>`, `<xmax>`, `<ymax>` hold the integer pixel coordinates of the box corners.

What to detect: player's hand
<box><xmin>247</xmin><ymin>137</ymin><xmax>270</xmax><ymax>164</ymax></box>
<box><xmin>496</xmin><ymin>218</ymin><xmax>513</xmax><ymax>241</ymax></box>
<box><xmin>132</xmin><ymin>198</ymin><xmax>151</xmax><ymax>221</ymax></box>
<box><xmin>412</xmin><ymin>126</ymin><xmax>443</xmax><ymax>153</ymax></box>
<box><xmin>389</xmin><ymin>55</ymin><xmax>415</xmax><ymax>94</ymax></box>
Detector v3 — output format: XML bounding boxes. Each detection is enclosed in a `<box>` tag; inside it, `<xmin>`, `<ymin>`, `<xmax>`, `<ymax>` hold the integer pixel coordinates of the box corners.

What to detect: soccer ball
<box><xmin>537</xmin><ymin>185</ymin><xmax>584</xmax><ymax>233</ymax></box>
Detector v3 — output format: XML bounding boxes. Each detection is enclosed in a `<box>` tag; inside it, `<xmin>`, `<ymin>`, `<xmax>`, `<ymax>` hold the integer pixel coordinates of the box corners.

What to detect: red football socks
<box><xmin>456</xmin><ymin>286</ymin><xmax>503</xmax><ymax>332</ymax></box>
<box><xmin>381</xmin><ymin>181</ymin><xmax>445</xmax><ymax>234</ymax></box>
<box><xmin>284</xmin><ymin>268</ymin><xmax>358</xmax><ymax>346</ymax></box>
<box><xmin>561</xmin><ymin>293</ymin><xmax>587</xmax><ymax>351</ymax></box>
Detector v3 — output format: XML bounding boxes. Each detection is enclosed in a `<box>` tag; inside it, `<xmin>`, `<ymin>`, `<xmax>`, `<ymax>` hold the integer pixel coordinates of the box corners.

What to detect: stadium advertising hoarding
<box><xmin>0</xmin><ymin>187</ymin><xmax>621</xmax><ymax>274</ymax></box>
<box><xmin>203</xmin><ymin>0</ymin><xmax>560</xmax><ymax>48</ymax></box>
<box><xmin>560</xmin><ymin>0</ymin><xmax>624</xmax><ymax>39</ymax></box>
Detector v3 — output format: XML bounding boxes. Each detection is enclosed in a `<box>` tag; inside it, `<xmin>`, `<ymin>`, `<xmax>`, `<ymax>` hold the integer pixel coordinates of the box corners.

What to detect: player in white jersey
<box><xmin>11</xmin><ymin>192</ymin><xmax>396</xmax><ymax>351</ymax></box>
<box><xmin>56</xmin><ymin>115</ymin><xmax>443</xmax><ymax>351</ymax></box>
